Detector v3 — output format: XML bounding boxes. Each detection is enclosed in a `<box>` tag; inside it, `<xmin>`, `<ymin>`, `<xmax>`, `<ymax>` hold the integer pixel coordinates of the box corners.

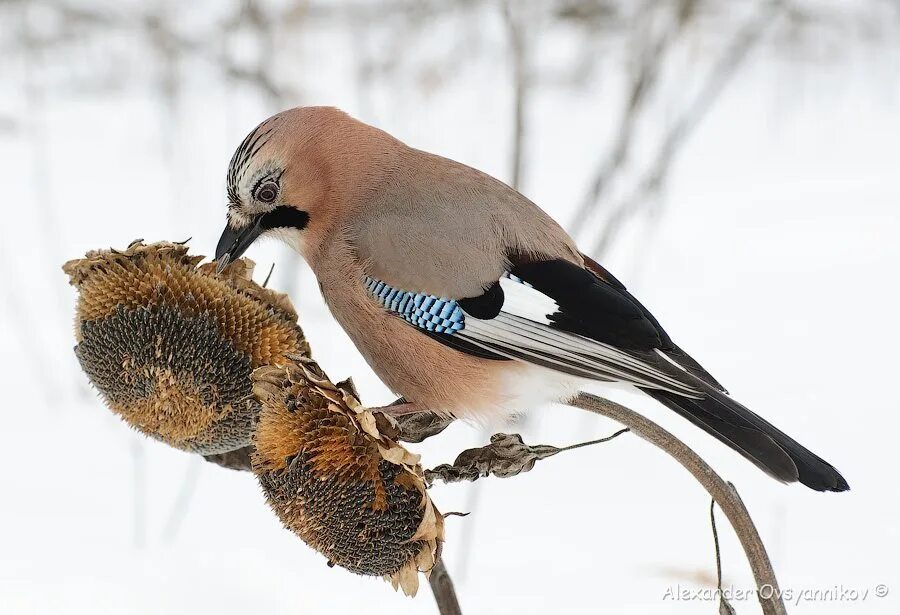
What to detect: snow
<box><xmin>1</xmin><ymin>14</ymin><xmax>898</xmax><ymax>614</ymax></box>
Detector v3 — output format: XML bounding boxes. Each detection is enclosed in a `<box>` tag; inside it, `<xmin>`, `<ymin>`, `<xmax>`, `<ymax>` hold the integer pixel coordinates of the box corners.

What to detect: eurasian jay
<box><xmin>215</xmin><ymin>106</ymin><xmax>849</xmax><ymax>492</ymax></box>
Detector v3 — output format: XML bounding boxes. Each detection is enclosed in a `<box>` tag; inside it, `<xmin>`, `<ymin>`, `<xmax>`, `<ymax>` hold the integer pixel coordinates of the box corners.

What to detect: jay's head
<box><xmin>215</xmin><ymin>106</ymin><xmax>385</xmax><ymax>270</ymax></box>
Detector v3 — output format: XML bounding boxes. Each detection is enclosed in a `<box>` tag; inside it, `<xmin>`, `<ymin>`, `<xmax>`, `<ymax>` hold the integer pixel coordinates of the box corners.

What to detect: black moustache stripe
<box><xmin>261</xmin><ymin>206</ymin><xmax>310</xmax><ymax>231</ymax></box>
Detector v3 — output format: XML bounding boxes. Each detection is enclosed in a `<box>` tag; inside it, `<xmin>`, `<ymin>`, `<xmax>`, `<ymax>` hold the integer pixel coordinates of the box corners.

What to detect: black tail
<box><xmin>643</xmin><ymin>385</ymin><xmax>849</xmax><ymax>492</ymax></box>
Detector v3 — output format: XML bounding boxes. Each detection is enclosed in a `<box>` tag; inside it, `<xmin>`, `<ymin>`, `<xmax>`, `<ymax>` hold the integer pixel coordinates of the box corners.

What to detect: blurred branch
<box><xmin>0</xmin><ymin>115</ymin><xmax>21</xmax><ymax>133</ymax></box>
<box><xmin>160</xmin><ymin>456</ymin><xmax>202</xmax><ymax>542</ymax></box>
<box><xmin>569</xmin><ymin>0</ymin><xmax>697</xmax><ymax>235</ymax></box>
<box><xmin>0</xmin><ymin>244</ymin><xmax>60</xmax><ymax>408</ymax></box>
<box><xmin>17</xmin><ymin>0</ymin><xmax>295</xmax><ymax>100</ymax></box>
<box><xmin>502</xmin><ymin>0</ymin><xmax>532</xmax><ymax>191</ymax></box>
<box><xmin>590</xmin><ymin>0</ymin><xmax>784</xmax><ymax>256</ymax></box>
<box><xmin>130</xmin><ymin>438</ymin><xmax>147</xmax><ymax>548</ymax></box>
<box><xmin>10</xmin><ymin>2</ymin><xmax>68</xmax><ymax>404</ymax></box>
<box><xmin>143</xmin><ymin>11</ymin><xmax>293</xmax><ymax>102</ymax></box>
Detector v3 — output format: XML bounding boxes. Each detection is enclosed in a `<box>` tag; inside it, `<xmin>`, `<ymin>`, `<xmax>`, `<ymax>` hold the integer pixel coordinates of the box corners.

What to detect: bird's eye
<box><xmin>254</xmin><ymin>180</ymin><xmax>279</xmax><ymax>204</ymax></box>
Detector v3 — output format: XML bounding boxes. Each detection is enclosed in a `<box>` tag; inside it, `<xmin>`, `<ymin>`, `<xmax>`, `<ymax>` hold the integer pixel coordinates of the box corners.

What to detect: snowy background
<box><xmin>1</xmin><ymin>1</ymin><xmax>898</xmax><ymax>613</ymax></box>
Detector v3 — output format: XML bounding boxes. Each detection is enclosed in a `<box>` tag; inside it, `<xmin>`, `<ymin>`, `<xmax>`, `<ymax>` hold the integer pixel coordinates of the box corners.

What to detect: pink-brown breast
<box><xmin>310</xmin><ymin>239</ymin><xmax>541</xmax><ymax>419</ymax></box>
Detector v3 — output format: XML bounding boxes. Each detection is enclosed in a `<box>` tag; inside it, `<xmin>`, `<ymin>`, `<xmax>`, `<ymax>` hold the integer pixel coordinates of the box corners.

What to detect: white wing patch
<box><xmin>457</xmin><ymin>276</ymin><xmax>703</xmax><ymax>398</ymax></box>
<box><xmin>496</xmin><ymin>275</ymin><xmax>553</xmax><ymax>324</ymax></box>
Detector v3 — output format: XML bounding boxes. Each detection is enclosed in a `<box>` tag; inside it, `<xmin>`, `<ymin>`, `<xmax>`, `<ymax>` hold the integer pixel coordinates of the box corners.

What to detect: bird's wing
<box><xmin>363</xmin><ymin>257</ymin><xmax>852</xmax><ymax>492</ymax></box>
<box><xmin>351</xmin><ymin>151</ymin><xmax>725</xmax><ymax>394</ymax></box>
<box><xmin>364</xmin><ymin>257</ymin><xmax>711</xmax><ymax>397</ymax></box>
<box><xmin>352</xmin><ymin>149</ymin><xmax>584</xmax><ymax>299</ymax></box>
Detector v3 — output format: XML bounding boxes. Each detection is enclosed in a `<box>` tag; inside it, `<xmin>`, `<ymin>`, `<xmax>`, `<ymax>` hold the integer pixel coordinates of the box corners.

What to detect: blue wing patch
<box><xmin>364</xmin><ymin>276</ymin><xmax>465</xmax><ymax>334</ymax></box>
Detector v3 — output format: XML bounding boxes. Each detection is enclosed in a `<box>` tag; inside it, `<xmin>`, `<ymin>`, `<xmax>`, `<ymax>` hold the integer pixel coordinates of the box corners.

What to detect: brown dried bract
<box><xmin>64</xmin><ymin>240</ymin><xmax>310</xmax><ymax>454</ymax></box>
<box><xmin>252</xmin><ymin>356</ymin><xmax>444</xmax><ymax>596</ymax></box>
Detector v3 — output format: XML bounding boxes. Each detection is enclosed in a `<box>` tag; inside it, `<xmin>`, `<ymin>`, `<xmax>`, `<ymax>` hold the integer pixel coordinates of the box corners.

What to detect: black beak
<box><xmin>215</xmin><ymin>215</ymin><xmax>265</xmax><ymax>273</ymax></box>
<box><xmin>215</xmin><ymin>206</ymin><xmax>310</xmax><ymax>273</ymax></box>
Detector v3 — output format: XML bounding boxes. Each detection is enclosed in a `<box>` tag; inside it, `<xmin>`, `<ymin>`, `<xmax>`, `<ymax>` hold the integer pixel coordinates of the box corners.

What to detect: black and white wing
<box><xmin>365</xmin><ymin>257</ymin><xmax>714</xmax><ymax>397</ymax></box>
<box><xmin>364</xmin><ymin>256</ymin><xmax>849</xmax><ymax>491</ymax></box>
<box><xmin>453</xmin><ymin>259</ymin><xmax>706</xmax><ymax>397</ymax></box>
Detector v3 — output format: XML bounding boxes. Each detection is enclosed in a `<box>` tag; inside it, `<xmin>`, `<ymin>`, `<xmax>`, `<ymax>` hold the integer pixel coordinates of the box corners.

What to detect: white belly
<box><xmin>457</xmin><ymin>362</ymin><xmax>585</xmax><ymax>424</ymax></box>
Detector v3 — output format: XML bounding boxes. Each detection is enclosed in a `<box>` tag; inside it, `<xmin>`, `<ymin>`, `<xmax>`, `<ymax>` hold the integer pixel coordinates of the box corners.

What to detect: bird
<box><xmin>215</xmin><ymin>106</ymin><xmax>849</xmax><ymax>492</ymax></box>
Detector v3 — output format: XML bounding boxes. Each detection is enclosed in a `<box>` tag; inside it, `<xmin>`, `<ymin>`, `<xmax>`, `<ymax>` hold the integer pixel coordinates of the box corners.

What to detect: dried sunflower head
<box><xmin>252</xmin><ymin>357</ymin><xmax>444</xmax><ymax>596</ymax></box>
<box><xmin>63</xmin><ymin>240</ymin><xmax>310</xmax><ymax>454</ymax></box>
